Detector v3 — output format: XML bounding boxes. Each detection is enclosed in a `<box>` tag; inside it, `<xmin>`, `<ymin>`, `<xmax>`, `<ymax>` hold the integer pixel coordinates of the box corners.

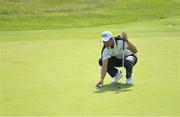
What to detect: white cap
<box><xmin>101</xmin><ymin>31</ymin><xmax>113</xmax><ymax>42</ymax></box>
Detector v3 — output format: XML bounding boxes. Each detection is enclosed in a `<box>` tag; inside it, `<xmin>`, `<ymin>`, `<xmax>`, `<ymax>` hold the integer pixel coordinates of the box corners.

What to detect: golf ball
<box><xmin>99</xmin><ymin>84</ymin><xmax>103</xmax><ymax>87</ymax></box>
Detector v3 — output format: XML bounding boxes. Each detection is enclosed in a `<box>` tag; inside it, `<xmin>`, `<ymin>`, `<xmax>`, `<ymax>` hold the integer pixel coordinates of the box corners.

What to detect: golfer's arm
<box><xmin>127</xmin><ymin>41</ymin><xmax>138</xmax><ymax>53</ymax></box>
<box><xmin>122</xmin><ymin>32</ymin><xmax>138</xmax><ymax>53</ymax></box>
<box><xmin>100</xmin><ymin>59</ymin><xmax>108</xmax><ymax>81</ymax></box>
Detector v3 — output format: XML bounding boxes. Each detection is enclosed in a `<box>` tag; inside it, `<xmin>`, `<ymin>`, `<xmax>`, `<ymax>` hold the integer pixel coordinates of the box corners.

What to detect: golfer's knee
<box><xmin>98</xmin><ymin>58</ymin><xmax>102</xmax><ymax>66</ymax></box>
<box><xmin>124</xmin><ymin>59</ymin><xmax>133</xmax><ymax>68</ymax></box>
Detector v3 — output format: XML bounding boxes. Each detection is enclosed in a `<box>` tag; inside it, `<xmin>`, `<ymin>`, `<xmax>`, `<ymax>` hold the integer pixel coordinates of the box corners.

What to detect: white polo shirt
<box><xmin>102</xmin><ymin>38</ymin><xmax>133</xmax><ymax>60</ymax></box>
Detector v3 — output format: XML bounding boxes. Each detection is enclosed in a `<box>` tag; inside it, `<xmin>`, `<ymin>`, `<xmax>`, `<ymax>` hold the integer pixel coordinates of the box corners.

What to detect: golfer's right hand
<box><xmin>96</xmin><ymin>80</ymin><xmax>104</xmax><ymax>87</ymax></box>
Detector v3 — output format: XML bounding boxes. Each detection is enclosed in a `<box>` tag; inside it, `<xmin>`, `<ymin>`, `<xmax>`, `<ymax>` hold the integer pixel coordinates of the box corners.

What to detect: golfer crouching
<box><xmin>96</xmin><ymin>31</ymin><xmax>138</xmax><ymax>87</ymax></box>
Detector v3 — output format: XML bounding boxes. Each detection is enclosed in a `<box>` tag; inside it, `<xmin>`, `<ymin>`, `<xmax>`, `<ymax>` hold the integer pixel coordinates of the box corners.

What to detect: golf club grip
<box><xmin>122</xmin><ymin>37</ymin><xmax>125</xmax><ymax>50</ymax></box>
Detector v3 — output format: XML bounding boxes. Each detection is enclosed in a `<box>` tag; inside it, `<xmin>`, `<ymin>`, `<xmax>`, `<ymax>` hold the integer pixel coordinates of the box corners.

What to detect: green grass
<box><xmin>0</xmin><ymin>0</ymin><xmax>180</xmax><ymax>116</ymax></box>
<box><xmin>1</xmin><ymin>17</ymin><xmax>180</xmax><ymax>115</ymax></box>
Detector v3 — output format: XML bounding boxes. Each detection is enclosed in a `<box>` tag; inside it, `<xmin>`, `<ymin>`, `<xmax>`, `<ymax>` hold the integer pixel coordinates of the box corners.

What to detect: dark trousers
<box><xmin>98</xmin><ymin>55</ymin><xmax>137</xmax><ymax>79</ymax></box>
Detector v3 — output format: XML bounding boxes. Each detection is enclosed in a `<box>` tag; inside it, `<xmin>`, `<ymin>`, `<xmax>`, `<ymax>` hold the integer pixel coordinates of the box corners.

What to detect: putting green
<box><xmin>1</xmin><ymin>16</ymin><xmax>180</xmax><ymax>115</ymax></box>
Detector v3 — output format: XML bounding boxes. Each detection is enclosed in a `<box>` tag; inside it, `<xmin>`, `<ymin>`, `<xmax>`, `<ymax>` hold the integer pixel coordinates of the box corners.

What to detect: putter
<box><xmin>122</xmin><ymin>36</ymin><xmax>125</xmax><ymax>68</ymax></box>
<box><xmin>118</xmin><ymin>35</ymin><xmax>125</xmax><ymax>89</ymax></box>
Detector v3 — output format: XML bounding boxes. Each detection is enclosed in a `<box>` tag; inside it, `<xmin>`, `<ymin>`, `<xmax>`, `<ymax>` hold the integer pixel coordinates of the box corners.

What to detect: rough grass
<box><xmin>0</xmin><ymin>0</ymin><xmax>180</xmax><ymax>30</ymax></box>
<box><xmin>0</xmin><ymin>0</ymin><xmax>112</xmax><ymax>14</ymax></box>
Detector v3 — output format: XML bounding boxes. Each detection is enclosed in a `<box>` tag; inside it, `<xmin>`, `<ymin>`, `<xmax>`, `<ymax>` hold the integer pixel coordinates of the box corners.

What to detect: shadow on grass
<box><xmin>94</xmin><ymin>83</ymin><xmax>133</xmax><ymax>94</ymax></box>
